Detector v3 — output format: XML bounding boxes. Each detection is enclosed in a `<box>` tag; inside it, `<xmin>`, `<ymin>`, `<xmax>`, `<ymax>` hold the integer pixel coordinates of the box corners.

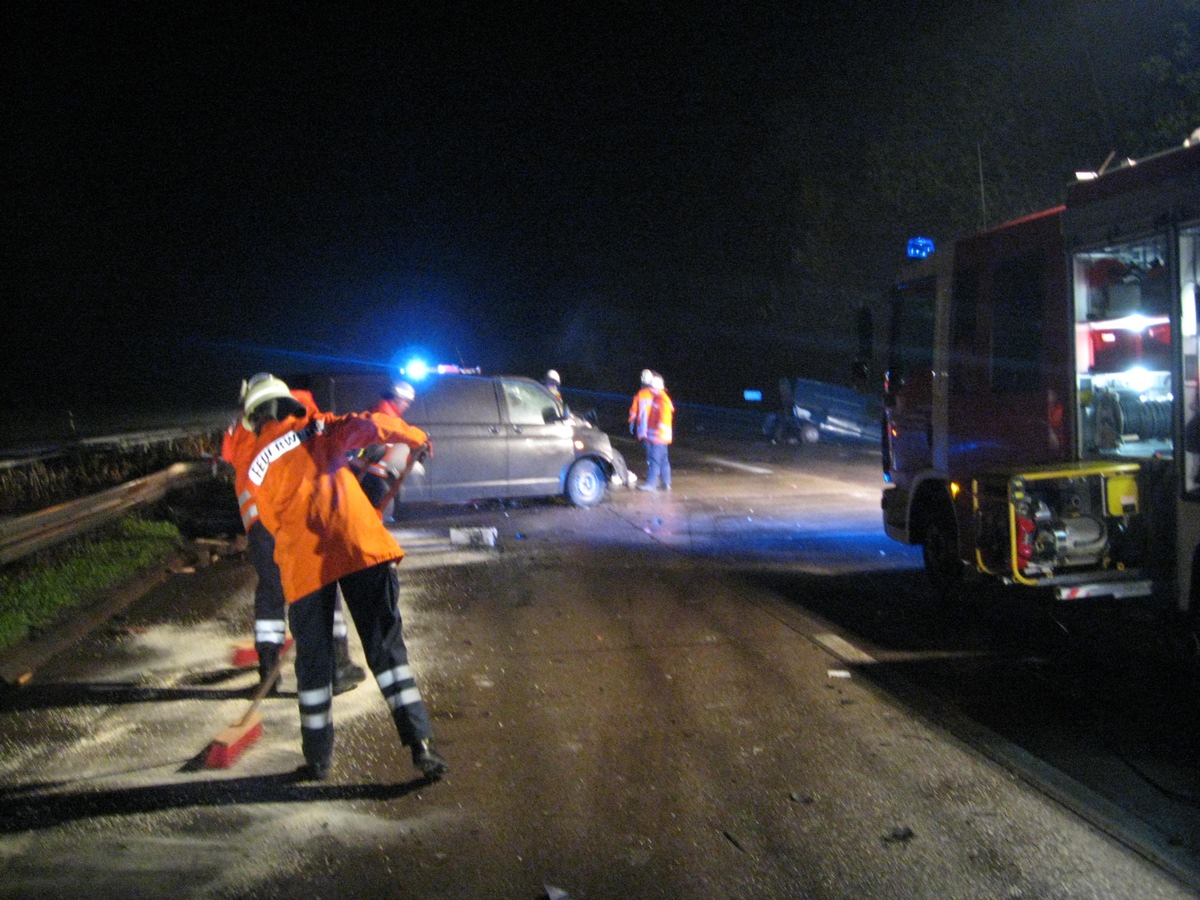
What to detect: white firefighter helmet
<box><xmin>239</xmin><ymin>372</ymin><xmax>275</xmax><ymax>403</ymax></box>
<box><xmin>545</xmin><ymin>369</ymin><xmax>560</xmax><ymax>384</ymax></box>
<box><xmin>392</xmin><ymin>380</ymin><xmax>416</xmax><ymax>403</ymax></box>
<box><xmin>651</xmin><ymin>375</ymin><xmax>665</xmax><ymax>391</ymax></box>
<box><xmin>640</xmin><ymin>368</ymin><xmax>653</xmax><ymax>385</ymax></box>
<box><xmin>241</xmin><ymin>374</ymin><xmax>294</xmax><ymax>429</ymax></box>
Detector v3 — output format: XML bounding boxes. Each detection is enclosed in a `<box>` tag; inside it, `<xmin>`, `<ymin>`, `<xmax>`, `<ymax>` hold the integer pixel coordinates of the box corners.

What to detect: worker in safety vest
<box><xmin>220</xmin><ymin>376</ymin><xmax>367</xmax><ymax>695</ymax></box>
<box><xmin>240</xmin><ymin>373</ymin><xmax>447</xmax><ymax>781</ymax></box>
<box><xmin>353</xmin><ymin>380</ymin><xmax>417</xmax><ymax>519</ymax></box>
<box><xmin>636</xmin><ymin>374</ymin><xmax>674</xmax><ymax>492</ymax></box>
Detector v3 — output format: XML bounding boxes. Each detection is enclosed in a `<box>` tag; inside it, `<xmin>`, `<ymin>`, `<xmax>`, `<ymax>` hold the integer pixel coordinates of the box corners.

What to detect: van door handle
<box><xmin>510</xmin><ymin>426</ymin><xmax>523</xmax><ymax>435</ymax></box>
<box><xmin>490</xmin><ymin>425</ymin><xmax>502</xmax><ymax>434</ymax></box>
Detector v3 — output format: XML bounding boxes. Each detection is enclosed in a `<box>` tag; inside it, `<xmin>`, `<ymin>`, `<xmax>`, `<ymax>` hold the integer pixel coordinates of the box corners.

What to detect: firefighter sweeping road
<box><xmin>1</xmin><ymin>434</ymin><xmax>1198</xmax><ymax>898</ymax></box>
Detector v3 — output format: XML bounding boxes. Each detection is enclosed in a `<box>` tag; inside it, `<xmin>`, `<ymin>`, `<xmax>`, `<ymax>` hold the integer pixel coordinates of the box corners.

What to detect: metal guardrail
<box><xmin>0</xmin><ymin>418</ymin><xmax>229</xmax><ymax>470</ymax></box>
<box><xmin>0</xmin><ymin>461</ymin><xmax>209</xmax><ymax>566</ymax></box>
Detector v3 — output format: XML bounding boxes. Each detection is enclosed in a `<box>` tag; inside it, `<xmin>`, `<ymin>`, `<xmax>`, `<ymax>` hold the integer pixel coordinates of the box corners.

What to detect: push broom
<box><xmin>204</xmin><ymin>640</ymin><xmax>292</xmax><ymax>768</ymax></box>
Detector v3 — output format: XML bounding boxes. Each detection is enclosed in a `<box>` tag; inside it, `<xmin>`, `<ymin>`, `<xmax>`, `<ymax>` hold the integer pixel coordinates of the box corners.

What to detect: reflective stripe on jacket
<box><xmin>222</xmin><ymin>423</ymin><xmax>260</xmax><ymax>530</ymax></box>
<box><xmin>249</xmin><ymin>409</ymin><xmax>428</xmax><ymax>602</ymax></box>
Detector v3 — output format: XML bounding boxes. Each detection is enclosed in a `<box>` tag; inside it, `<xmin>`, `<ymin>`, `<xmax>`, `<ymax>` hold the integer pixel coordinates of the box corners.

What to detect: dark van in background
<box><xmin>764</xmin><ymin>377</ymin><xmax>884</xmax><ymax>446</ymax></box>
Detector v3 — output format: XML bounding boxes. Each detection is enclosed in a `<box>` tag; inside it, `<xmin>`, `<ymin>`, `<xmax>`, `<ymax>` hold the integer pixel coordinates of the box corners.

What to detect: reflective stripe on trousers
<box><xmin>376</xmin><ymin>664</ymin><xmax>424</xmax><ymax>710</ymax></box>
<box><xmin>255</xmin><ymin>618</ymin><xmax>287</xmax><ymax>645</ymax></box>
<box><xmin>298</xmin><ymin>685</ymin><xmax>333</xmax><ymax>729</ymax></box>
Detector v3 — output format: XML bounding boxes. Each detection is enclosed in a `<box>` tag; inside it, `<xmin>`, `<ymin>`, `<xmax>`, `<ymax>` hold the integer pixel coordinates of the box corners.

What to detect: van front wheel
<box><xmin>566</xmin><ymin>459</ymin><xmax>605</xmax><ymax>507</ymax></box>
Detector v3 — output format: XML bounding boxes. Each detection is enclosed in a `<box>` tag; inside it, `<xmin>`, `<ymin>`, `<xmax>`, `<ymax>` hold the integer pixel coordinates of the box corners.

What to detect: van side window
<box><xmin>408</xmin><ymin>378</ymin><xmax>500</xmax><ymax>425</ymax></box>
<box><xmin>503</xmin><ymin>381</ymin><xmax>558</xmax><ymax>426</ymax></box>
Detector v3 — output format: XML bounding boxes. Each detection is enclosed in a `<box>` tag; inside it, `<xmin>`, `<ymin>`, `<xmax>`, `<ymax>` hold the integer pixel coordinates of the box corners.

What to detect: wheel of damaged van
<box><xmin>565</xmin><ymin>458</ymin><xmax>606</xmax><ymax>507</ymax></box>
<box><xmin>922</xmin><ymin>504</ymin><xmax>965</xmax><ymax>605</ymax></box>
<box><xmin>799</xmin><ymin>422</ymin><xmax>820</xmax><ymax>444</ymax></box>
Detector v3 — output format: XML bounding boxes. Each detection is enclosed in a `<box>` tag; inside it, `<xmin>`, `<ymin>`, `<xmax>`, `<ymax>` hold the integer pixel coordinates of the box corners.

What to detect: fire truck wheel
<box><xmin>922</xmin><ymin>510</ymin><xmax>964</xmax><ymax>604</ymax></box>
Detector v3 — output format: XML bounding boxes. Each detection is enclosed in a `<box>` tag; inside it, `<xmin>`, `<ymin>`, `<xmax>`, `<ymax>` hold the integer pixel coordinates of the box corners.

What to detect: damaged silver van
<box><xmin>298</xmin><ymin>371</ymin><xmax>632</xmax><ymax>511</ymax></box>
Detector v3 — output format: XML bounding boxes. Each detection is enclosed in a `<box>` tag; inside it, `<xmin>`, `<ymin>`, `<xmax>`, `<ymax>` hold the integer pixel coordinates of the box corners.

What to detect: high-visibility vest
<box><xmin>646</xmin><ymin>390</ymin><xmax>674</xmax><ymax>444</ymax></box>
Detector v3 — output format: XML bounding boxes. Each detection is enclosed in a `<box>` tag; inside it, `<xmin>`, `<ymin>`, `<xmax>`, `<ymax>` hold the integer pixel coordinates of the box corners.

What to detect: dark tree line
<box><xmin>650</xmin><ymin>1</ymin><xmax>1200</xmax><ymax>401</ymax></box>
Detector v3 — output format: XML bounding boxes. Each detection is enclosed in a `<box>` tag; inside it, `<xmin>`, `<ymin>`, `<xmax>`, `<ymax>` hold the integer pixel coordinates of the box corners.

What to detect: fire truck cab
<box><xmin>882</xmin><ymin>140</ymin><xmax>1200</xmax><ymax>610</ymax></box>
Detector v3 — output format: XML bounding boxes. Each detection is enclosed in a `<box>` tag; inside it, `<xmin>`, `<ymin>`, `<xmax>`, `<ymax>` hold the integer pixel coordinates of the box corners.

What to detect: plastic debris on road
<box><xmin>449</xmin><ymin>527</ymin><xmax>498</xmax><ymax>547</ymax></box>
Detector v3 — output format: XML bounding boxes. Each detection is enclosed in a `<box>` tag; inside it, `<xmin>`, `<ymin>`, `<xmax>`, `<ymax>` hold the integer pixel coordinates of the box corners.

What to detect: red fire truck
<box><xmin>880</xmin><ymin>138</ymin><xmax>1200</xmax><ymax>614</ymax></box>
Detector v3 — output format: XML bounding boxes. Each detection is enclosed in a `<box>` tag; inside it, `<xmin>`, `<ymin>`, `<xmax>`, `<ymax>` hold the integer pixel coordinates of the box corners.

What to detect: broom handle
<box><xmin>235</xmin><ymin>639</ymin><xmax>292</xmax><ymax>727</ymax></box>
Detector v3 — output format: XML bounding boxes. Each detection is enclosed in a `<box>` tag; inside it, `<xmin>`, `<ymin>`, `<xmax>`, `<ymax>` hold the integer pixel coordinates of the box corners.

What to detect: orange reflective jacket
<box><xmin>247</xmin><ymin>408</ymin><xmax>428</xmax><ymax>602</ymax></box>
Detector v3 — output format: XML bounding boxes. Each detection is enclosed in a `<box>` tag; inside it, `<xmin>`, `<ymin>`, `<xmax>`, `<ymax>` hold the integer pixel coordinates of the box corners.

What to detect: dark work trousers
<box><xmin>247</xmin><ymin>521</ymin><xmax>286</xmax><ymax>679</ymax></box>
<box><xmin>644</xmin><ymin>441</ymin><xmax>672</xmax><ymax>489</ymax></box>
<box><xmin>288</xmin><ymin>560</ymin><xmax>433</xmax><ymax>769</ymax></box>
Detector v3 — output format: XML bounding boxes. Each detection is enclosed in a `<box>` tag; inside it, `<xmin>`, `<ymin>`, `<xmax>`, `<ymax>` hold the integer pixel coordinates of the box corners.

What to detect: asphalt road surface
<box><xmin>1</xmin><ymin>435</ymin><xmax>1197</xmax><ymax>898</ymax></box>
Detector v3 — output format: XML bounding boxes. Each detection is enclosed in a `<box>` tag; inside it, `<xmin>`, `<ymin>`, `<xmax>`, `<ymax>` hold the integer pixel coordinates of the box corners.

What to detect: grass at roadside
<box><xmin>0</xmin><ymin>515</ymin><xmax>181</xmax><ymax>653</ymax></box>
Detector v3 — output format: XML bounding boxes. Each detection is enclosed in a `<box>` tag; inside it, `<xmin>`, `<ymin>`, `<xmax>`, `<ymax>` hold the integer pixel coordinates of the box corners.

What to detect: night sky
<box><xmin>5</xmin><ymin>3</ymin><xmax>881</xmax><ymax>412</ymax></box>
<box><xmin>6</xmin><ymin>2</ymin><xmax>1191</xmax><ymax>422</ymax></box>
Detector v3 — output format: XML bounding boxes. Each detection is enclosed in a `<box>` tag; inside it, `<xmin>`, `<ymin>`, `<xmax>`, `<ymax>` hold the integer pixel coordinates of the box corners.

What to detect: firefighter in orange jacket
<box><xmin>221</xmin><ymin>379</ymin><xmax>366</xmax><ymax>695</ymax></box>
<box><xmin>636</xmin><ymin>374</ymin><xmax>674</xmax><ymax>491</ymax></box>
<box><xmin>240</xmin><ymin>374</ymin><xmax>447</xmax><ymax>781</ymax></box>
<box><xmin>353</xmin><ymin>380</ymin><xmax>417</xmax><ymax>517</ymax></box>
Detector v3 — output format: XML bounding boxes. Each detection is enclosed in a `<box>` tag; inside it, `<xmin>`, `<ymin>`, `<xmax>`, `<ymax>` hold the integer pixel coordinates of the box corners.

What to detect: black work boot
<box><xmin>411</xmin><ymin>739</ymin><xmax>449</xmax><ymax>780</ymax></box>
<box><xmin>293</xmin><ymin>759</ymin><xmax>331</xmax><ymax>782</ymax></box>
<box><xmin>332</xmin><ymin>639</ymin><xmax>367</xmax><ymax>695</ymax></box>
